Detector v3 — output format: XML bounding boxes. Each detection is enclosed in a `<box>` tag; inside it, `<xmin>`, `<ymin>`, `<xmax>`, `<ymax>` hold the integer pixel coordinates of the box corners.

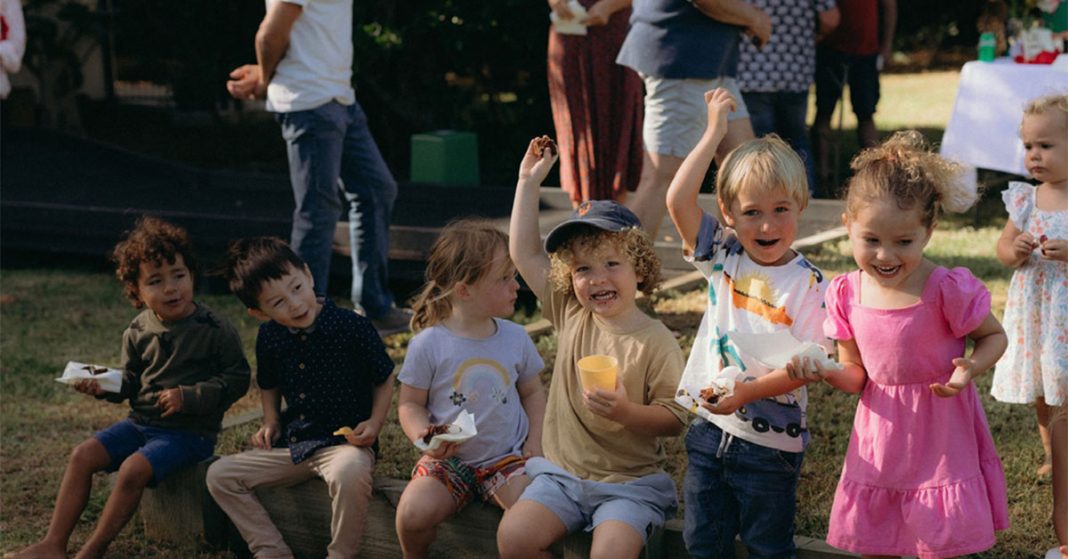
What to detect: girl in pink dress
<box><xmin>790</xmin><ymin>131</ymin><xmax>1010</xmax><ymax>558</ymax></box>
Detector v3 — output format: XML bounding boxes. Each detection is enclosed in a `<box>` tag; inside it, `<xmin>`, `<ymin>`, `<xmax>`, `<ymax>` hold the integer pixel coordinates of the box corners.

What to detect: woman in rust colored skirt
<box><xmin>547</xmin><ymin>0</ymin><xmax>643</xmax><ymax>206</ymax></box>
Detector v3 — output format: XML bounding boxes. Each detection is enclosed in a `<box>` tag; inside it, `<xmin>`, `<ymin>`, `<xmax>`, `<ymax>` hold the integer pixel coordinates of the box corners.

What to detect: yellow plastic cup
<box><xmin>577</xmin><ymin>355</ymin><xmax>618</xmax><ymax>392</ymax></box>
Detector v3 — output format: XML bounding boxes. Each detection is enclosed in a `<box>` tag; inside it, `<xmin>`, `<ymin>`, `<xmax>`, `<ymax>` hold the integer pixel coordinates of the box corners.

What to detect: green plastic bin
<box><xmin>410</xmin><ymin>130</ymin><xmax>480</xmax><ymax>186</ymax></box>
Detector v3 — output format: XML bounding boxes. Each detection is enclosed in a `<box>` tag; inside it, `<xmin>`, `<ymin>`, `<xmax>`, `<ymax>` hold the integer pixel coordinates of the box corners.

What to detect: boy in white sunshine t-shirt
<box><xmin>666</xmin><ymin>88</ymin><xmax>831</xmax><ymax>559</ymax></box>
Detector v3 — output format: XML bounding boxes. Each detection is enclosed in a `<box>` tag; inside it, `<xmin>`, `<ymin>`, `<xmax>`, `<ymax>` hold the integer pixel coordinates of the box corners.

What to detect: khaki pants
<box><xmin>207</xmin><ymin>445</ymin><xmax>375</xmax><ymax>559</ymax></box>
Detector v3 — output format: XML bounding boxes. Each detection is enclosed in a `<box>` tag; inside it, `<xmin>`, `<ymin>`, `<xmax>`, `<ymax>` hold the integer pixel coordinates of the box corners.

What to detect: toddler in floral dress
<box><xmin>991</xmin><ymin>93</ymin><xmax>1068</xmax><ymax>559</ymax></box>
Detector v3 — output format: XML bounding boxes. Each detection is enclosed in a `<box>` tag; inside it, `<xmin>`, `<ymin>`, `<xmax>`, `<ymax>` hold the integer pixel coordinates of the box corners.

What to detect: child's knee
<box><xmin>205</xmin><ymin>458</ymin><xmax>238</xmax><ymax>494</ymax></box>
<box><xmin>114</xmin><ymin>453</ymin><xmax>154</xmax><ymax>489</ymax></box>
<box><xmin>70</xmin><ymin>438</ymin><xmax>110</xmax><ymax>472</ymax></box>
<box><xmin>323</xmin><ymin>459</ymin><xmax>373</xmax><ymax>495</ymax></box>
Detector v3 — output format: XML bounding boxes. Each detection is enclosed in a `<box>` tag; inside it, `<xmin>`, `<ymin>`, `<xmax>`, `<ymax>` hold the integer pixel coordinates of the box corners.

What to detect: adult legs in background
<box><xmin>547</xmin><ymin>14</ymin><xmax>643</xmax><ymax>206</ymax></box>
<box><xmin>812</xmin><ymin>48</ymin><xmax>881</xmax><ymax>197</ymax></box>
<box><xmin>743</xmin><ymin>90</ymin><xmax>817</xmax><ymax>195</ymax></box>
<box><xmin>629</xmin><ymin>76</ymin><xmax>753</xmax><ymax>235</ymax></box>
<box><xmin>277</xmin><ymin>103</ymin><xmax>346</xmax><ymax>303</ymax></box>
<box><xmin>337</xmin><ymin>101</ymin><xmax>398</xmax><ymax>320</ymax></box>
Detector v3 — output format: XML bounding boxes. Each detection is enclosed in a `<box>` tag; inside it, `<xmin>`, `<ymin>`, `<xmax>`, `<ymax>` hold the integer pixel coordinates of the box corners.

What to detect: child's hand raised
<box><xmin>518</xmin><ymin>136</ymin><xmax>559</xmax><ymax>183</ymax></box>
<box><xmin>930</xmin><ymin>357</ymin><xmax>975</xmax><ymax>398</ymax></box>
<box><xmin>582</xmin><ymin>378</ymin><xmax>631</xmax><ymax>423</ymax></box>
<box><xmin>702</xmin><ymin>88</ymin><xmax>736</xmax><ymax>146</ymax></box>
<box><xmin>73</xmin><ymin>378</ymin><xmax>104</xmax><ymax>396</ymax></box>
<box><xmin>252</xmin><ymin>420</ymin><xmax>282</xmax><ymax>449</ymax></box>
<box><xmin>342</xmin><ymin>419</ymin><xmax>380</xmax><ymax>447</ymax></box>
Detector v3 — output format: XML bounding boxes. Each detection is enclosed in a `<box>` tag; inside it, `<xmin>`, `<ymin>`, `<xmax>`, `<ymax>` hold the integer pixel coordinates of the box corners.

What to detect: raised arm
<box><xmin>510</xmin><ymin>138</ymin><xmax>559</xmax><ymax>300</ymax></box>
<box><xmin>666</xmin><ymin>88</ymin><xmax>734</xmax><ymax>252</ymax></box>
<box><xmin>691</xmin><ymin>0</ymin><xmax>771</xmax><ymax>48</ymax></box>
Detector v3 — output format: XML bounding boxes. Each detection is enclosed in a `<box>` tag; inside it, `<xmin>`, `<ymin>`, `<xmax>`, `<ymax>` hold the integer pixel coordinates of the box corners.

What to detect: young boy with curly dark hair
<box><xmin>5</xmin><ymin>216</ymin><xmax>250</xmax><ymax>559</ymax></box>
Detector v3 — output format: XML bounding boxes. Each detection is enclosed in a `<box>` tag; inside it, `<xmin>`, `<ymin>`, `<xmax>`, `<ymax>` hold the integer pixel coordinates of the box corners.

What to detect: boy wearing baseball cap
<box><xmin>496</xmin><ymin>137</ymin><xmax>688</xmax><ymax>558</ymax></box>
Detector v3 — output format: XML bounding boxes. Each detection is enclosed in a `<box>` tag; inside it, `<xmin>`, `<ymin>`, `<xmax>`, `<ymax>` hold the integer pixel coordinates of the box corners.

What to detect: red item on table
<box><xmin>1014</xmin><ymin>51</ymin><xmax>1060</xmax><ymax>64</ymax></box>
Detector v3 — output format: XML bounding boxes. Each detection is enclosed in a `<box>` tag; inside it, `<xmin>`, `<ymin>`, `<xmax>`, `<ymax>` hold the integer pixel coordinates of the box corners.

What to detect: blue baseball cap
<box><xmin>544</xmin><ymin>200</ymin><xmax>643</xmax><ymax>253</ymax></box>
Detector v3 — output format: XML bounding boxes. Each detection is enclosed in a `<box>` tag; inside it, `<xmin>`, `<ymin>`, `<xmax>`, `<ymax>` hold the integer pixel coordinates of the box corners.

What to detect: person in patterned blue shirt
<box><xmin>737</xmin><ymin>0</ymin><xmax>840</xmax><ymax>196</ymax></box>
<box><xmin>208</xmin><ymin>237</ymin><xmax>396</xmax><ymax>559</ymax></box>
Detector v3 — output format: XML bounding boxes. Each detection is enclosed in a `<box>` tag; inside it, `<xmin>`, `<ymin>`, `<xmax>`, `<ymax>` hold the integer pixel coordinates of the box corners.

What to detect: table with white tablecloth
<box><xmin>940</xmin><ymin>58</ymin><xmax>1068</xmax><ymax>178</ymax></box>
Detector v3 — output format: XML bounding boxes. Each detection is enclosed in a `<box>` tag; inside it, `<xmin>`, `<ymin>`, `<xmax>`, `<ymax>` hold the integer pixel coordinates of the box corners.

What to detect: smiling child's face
<box><xmin>568</xmin><ymin>239</ymin><xmax>641</xmax><ymax>321</ymax></box>
<box><xmin>719</xmin><ymin>186</ymin><xmax>800</xmax><ymax>266</ymax></box>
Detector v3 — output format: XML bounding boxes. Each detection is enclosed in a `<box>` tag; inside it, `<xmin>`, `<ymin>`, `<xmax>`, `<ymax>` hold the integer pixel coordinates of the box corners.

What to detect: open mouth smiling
<box><xmin>755</xmin><ymin>238</ymin><xmax>779</xmax><ymax>247</ymax></box>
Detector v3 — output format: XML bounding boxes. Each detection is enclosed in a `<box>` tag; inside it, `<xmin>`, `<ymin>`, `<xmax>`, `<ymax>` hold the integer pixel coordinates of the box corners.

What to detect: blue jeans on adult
<box><xmin>741</xmin><ymin>90</ymin><xmax>817</xmax><ymax>196</ymax></box>
<box><xmin>683</xmin><ymin>419</ymin><xmax>803</xmax><ymax>559</ymax></box>
<box><xmin>276</xmin><ymin>100</ymin><xmax>398</xmax><ymax>319</ymax></box>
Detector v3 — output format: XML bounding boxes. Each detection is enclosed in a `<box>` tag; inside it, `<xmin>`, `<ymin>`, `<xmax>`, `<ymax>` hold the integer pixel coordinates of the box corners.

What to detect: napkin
<box><xmin>728</xmin><ymin>330</ymin><xmax>841</xmax><ymax>371</ymax></box>
<box><xmin>56</xmin><ymin>361</ymin><xmax>123</xmax><ymax>393</ymax></box>
<box><xmin>414</xmin><ymin>410</ymin><xmax>478</xmax><ymax>451</ymax></box>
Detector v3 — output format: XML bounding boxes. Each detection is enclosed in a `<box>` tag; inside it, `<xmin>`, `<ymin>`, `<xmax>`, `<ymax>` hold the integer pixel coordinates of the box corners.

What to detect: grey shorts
<box><xmin>517</xmin><ymin>457</ymin><xmax>677</xmax><ymax>542</ymax></box>
<box><xmin>641</xmin><ymin>75</ymin><xmax>750</xmax><ymax>158</ymax></box>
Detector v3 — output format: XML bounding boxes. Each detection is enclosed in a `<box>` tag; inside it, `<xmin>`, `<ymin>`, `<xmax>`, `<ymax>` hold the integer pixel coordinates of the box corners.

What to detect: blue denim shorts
<box><xmin>641</xmin><ymin>75</ymin><xmax>750</xmax><ymax>158</ymax></box>
<box><xmin>95</xmin><ymin>419</ymin><xmax>215</xmax><ymax>485</ymax></box>
<box><xmin>682</xmin><ymin>420</ymin><xmax>803</xmax><ymax>559</ymax></box>
<box><xmin>518</xmin><ymin>457</ymin><xmax>677</xmax><ymax>543</ymax></box>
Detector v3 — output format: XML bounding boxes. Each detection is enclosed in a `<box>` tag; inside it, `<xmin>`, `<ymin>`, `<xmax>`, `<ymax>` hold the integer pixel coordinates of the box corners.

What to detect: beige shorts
<box><xmin>640</xmin><ymin>75</ymin><xmax>750</xmax><ymax>158</ymax></box>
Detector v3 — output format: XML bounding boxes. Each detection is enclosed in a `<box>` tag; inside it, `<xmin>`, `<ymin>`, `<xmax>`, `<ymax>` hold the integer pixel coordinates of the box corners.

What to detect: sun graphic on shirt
<box><xmin>726</xmin><ymin>270</ymin><xmax>791</xmax><ymax>326</ymax></box>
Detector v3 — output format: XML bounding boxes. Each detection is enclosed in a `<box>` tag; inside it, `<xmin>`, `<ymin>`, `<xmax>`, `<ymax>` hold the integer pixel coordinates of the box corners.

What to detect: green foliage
<box><xmin>350</xmin><ymin>1</ymin><xmax>552</xmax><ymax>185</ymax></box>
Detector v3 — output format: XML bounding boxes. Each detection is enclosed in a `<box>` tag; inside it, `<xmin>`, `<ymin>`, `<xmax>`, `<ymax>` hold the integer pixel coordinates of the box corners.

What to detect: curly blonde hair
<box><xmin>409</xmin><ymin>219</ymin><xmax>510</xmax><ymax>332</ymax></box>
<box><xmin>844</xmin><ymin>130</ymin><xmax>976</xmax><ymax>227</ymax></box>
<box><xmin>547</xmin><ymin>227</ymin><xmax>662</xmax><ymax>297</ymax></box>
<box><xmin>112</xmin><ymin>216</ymin><xmax>197</xmax><ymax>308</ymax></box>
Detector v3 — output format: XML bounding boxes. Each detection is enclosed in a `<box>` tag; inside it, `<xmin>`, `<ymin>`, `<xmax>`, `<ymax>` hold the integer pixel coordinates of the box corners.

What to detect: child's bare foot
<box><xmin>4</xmin><ymin>541</ymin><xmax>67</xmax><ymax>559</ymax></box>
<box><xmin>1038</xmin><ymin>456</ymin><xmax>1053</xmax><ymax>477</ymax></box>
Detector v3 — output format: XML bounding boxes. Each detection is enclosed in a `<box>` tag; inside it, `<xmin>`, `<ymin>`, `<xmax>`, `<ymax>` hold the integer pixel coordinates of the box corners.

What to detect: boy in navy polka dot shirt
<box><xmin>207</xmin><ymin>237</ymin><xmax>395</xmax><ymax>559</ymax></box>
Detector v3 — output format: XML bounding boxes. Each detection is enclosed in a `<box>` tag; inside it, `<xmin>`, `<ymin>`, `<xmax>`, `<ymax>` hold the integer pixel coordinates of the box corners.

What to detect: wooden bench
<box><xmin>140</xmin><ymin>458</ymin><xmax>676</xmax><ymax>559</ymax></box>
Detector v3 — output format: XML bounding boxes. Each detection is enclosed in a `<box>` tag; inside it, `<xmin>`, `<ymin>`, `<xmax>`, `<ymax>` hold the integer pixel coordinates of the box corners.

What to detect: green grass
<box><xmin>3</xmin><ymin>67</ymin><xmax>1056</xmax><ymax>557</ymax></box>
<box><xmin>2</xmin><ymin>209</ymin><xmax>1056</xmax><ymax>558</ymax></box>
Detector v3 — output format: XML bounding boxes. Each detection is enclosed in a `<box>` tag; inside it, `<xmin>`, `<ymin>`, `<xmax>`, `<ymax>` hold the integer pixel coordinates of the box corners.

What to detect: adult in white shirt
<box><xmin>227</xmin><ymin>0</ymin><xmax>411</xmax><ymax>334</ymax></box>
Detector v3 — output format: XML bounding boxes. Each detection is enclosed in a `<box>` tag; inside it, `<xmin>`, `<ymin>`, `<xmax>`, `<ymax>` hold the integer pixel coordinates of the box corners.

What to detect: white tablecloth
<box><xmin>940</xmin><ymin>58</ymin><xmax>1068</xmax><ymax>176</ymax></box>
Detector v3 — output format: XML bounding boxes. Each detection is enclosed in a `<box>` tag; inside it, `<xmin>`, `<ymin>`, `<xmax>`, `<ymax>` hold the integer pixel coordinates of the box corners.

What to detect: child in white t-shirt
<box><xmin>666</xmin><ymin>88</ymin><xmax>830</xmax><ymax>558</ymax></box>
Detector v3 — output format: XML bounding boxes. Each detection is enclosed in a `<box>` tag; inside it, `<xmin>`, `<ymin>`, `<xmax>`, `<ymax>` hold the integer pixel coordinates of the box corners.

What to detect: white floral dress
<box><xmin>991</xmin><ymin>182</ymin><xmax>1068</xmax><ymax>406</ymax></box>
